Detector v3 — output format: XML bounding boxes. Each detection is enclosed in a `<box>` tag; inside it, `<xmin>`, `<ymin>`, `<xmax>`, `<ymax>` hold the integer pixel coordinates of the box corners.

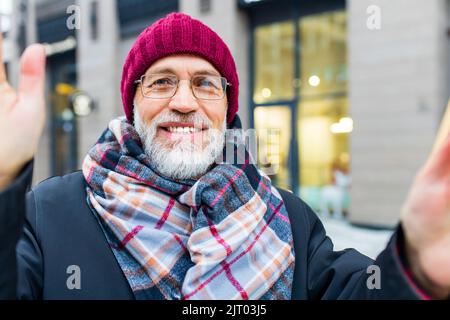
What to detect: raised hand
<box><xmin>0</xmin><ymin>34</ymin><xmax>46</xmax><ymax>191</ymax></box>
<box><xmin>401</xmin><ymin>132</ymin><xmax>450</xmax><ymax>299</ymax></box>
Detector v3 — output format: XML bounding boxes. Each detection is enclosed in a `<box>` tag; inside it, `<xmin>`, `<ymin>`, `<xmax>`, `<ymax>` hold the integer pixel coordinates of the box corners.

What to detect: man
<box><xmin>0</xmin><ymin>13</ymin><xmax>449</xmax><ymax>300</ymax></box>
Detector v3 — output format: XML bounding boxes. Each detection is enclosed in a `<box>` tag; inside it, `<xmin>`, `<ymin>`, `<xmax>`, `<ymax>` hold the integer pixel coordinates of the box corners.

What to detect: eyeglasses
<box><xmin>134</xmin><ymin>73</ymin><xmax>231</xmax><ymax>100</ymax></box>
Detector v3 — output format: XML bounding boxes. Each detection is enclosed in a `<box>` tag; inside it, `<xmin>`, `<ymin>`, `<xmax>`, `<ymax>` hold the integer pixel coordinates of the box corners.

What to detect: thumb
<box><xmin>423</xmin><ymin>133</ymin><xmax>450</xmax><ymax>180</ymax></box>
<box><xmin>18</xmin><ymin>44</ymin><xmax>46</xmax><ymax>99</ymax></box>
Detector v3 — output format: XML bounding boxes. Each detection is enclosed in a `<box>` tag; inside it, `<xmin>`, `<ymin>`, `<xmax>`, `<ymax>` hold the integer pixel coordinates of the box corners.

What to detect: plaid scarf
<box><xmin>82</xmin><ymin>117</ymin><xmax>295</xmax><ymax>300</ymax></box>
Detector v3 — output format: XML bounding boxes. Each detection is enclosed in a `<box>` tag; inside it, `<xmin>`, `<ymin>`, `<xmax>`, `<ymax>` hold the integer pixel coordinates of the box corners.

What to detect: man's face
<box><xmin>133</xmin><ymin>54</ymin><xmax>228</xmax><ymax>180</ymax></box>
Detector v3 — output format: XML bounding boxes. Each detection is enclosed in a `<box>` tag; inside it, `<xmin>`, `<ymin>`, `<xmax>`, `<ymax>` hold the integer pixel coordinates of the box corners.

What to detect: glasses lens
<box><xmin>192</xmin><ymin>75</ymin><xmax>226</xmax><ymax>100</ymax></box>
<box><xmin>142</xmin><ymin>74</ymin><xmax>177</xmax><ymax>98</ymax></box>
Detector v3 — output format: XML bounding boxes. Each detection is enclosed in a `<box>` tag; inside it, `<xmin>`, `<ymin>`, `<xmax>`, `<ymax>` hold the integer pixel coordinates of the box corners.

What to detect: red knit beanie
<box><xmin>121</xmin><ymin>12</ymin><xmax>239</xmax><ymax>125</ymax></box>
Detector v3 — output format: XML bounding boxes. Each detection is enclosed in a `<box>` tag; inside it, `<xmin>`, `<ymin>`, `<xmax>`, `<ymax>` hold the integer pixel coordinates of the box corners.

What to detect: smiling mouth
<box><xmin>158</xmin><ymin>122</ymin><xmax>209</xmax><ymax>134</ymax></box>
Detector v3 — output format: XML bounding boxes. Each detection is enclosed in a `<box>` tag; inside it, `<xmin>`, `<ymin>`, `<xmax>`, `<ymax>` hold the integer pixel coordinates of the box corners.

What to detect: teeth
<box><xmin>167</xmin><ymin>126</ymin><xmax>202</xmax><ymax>133</ymax></box>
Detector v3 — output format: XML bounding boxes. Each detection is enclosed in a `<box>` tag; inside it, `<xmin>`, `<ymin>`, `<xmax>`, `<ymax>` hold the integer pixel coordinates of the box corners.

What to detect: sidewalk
<box><xmin>319</xmin><ymin>216</ymin><xmax>394</xmax><ymax>259</ymax></box>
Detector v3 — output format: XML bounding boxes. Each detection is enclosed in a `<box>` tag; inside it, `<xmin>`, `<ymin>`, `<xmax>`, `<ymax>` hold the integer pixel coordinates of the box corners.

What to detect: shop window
<box><xmin>254</xmin><ymin>106</ymin><xmax>292</xmax><ymax>190</ymax></box>
<box><xmin>253</xmin><ymin>21</ymin><xmax>295</xmax><ymax>104</ymax></box>
<box><xmin>297</xmin><ymin>11</ymin><xmax>350</xmax><ymax>214</ymax></box>
<box><xmin>251</xmin><ymin>8</ymin><xmax>348</xmax><ymax>217</ymax></box>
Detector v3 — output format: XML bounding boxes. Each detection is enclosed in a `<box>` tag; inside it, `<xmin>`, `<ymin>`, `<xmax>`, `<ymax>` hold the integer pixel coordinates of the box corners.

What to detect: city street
<box><xmin>320</xmin><ymin>217</ymin><xmax>393</xmax><ymax>259</ymax></box>
<box><xmin>1</xmin><ymin>0</ymin><xmax>448</xmax><ymax>301</ymax></box>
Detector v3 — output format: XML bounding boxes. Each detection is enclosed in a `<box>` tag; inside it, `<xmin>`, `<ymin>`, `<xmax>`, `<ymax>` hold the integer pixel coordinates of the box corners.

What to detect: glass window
<box><xmin>254</xmin><ymin>21</ymin><xmax>295</xmax><ymax>104</ymax></box>
<box><xmin>47</xmin><ymin>52</ymin><xmax>78</xmax><ymax>176</ymax></box>
<box><xmin>298</xmin><ymin>97</ymin><xmax>350</xmax><ymax>186</ymax></box>
<box><xmin>254</xmin><ymin>106</ymin><xmax>292</xmax><ymax>190</ymax></box>
<box><xmin>299</xmin><ymin>11</ymin><xmax>347</xmax><ymax>98</ymax></box>
<box><xmin>297</xmin><ymin>11</ymin><xmax>350</xmax><ymax>216</ymax></box>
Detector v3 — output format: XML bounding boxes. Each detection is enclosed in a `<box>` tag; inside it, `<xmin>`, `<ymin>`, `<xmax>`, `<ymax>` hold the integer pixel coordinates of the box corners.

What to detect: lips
<box><xmin>158</xmin><ymin>122</ymin><xmax>209</xmax><ymax>134</ymax></box>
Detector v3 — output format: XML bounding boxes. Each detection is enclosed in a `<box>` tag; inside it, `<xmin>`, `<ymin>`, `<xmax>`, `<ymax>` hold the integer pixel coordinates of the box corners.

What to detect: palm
<box><xmin>401</xmin><ymin>134</ymin><xmax>450</xmax><ymax>288</ymax></box>
<box><xmin>0</xmin><ymin>36</ymin><xmax>46</xmax><ymax>180</ymax></box>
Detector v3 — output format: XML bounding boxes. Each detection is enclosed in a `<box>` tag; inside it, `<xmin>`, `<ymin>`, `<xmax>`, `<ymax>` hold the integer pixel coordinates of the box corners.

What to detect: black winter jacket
<box><xmin>0</xmin><ymin>163</ymin><xmax>423</xmax><ymax>299</ymax></box>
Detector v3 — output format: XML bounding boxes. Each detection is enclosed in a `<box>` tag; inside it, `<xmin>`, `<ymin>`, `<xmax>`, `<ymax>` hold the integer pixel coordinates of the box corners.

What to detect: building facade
<box><xmin>6</xmin><ymin>0</ymin><xmax>450</xmax><ymax>227</ymax></box>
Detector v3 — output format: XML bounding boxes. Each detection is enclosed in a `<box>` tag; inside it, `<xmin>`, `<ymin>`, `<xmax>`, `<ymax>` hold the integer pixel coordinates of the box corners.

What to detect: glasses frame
<box><xmin>134</xmin><ymin>73</ymin><xmax>232</xmax><ymax>101</ymax></box>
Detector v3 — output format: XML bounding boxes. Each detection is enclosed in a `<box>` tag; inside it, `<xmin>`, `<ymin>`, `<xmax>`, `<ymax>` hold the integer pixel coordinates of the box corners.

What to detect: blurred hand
<box><xmin>401</xmin><ymin>133</ymin><xmax>450</xmax><ymax>299</ymax></box>
<box><xmin>0</xmin><ymin>34</ymin><xmax>46</xmax><ymax>191</ymax></box>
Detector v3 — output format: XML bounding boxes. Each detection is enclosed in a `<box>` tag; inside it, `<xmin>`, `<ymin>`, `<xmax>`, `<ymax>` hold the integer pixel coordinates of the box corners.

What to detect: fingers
<box><xmin>432</xmin><ymin>101</ymin><xmax>450</xmax><ymax>155</ymax></box>
<box><xmin>424</xmin><ymin>133</ymin><xmax>450</xmax><ymax>179</ymax></box>
<box><xmin>18</xmin><ymin>44</ymin><xmax>46</xmax><ymax>99</ymax></box>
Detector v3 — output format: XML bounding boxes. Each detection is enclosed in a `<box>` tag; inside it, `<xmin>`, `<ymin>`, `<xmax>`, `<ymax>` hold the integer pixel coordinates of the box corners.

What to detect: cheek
<box><xmin>135</xmin><ymin>101</ymin><xmax>166</xmax><ymax>125</ymax></box>
<box><xmin>203</xmin><ymin>102</ymin><xmax>227</xmax><ymax>129</ymax></box>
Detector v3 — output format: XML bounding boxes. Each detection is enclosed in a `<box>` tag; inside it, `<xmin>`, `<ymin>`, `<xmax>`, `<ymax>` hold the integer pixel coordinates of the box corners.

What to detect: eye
<box><xmin>151</xmin><ymin>77</ymin><xmax>175</xmax><ymax>87</ymax></box>
<box><xmin>143</xmin><ymin>75</ymin><xmax>177</xmax><ymax>89</ymax></box>
<box><xmin>194</xmin><ymin>76</ymin><xmax>220</xmax><ymax>89</ymax></box>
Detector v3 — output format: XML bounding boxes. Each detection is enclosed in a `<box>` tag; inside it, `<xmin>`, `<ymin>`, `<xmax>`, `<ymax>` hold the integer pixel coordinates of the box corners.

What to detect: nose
<box><xmin>167</xmin><ymin>79</ymin><xmax>199</xmax><ymax>114</ymax></box>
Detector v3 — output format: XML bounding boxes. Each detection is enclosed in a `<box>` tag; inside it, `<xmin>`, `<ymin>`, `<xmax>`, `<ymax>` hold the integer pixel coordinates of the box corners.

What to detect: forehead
<box><xmin>145</xmin><ymin>54</ymin><xmax>221</xmax><ymax>76</ymax></box>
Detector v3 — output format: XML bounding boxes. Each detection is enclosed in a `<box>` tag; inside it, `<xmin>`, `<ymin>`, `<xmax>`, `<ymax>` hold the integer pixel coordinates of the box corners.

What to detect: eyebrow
<box><xmin>146</xmin><ymin>67</ymin><xmax>221</xmax><ymax>77</ymax></box>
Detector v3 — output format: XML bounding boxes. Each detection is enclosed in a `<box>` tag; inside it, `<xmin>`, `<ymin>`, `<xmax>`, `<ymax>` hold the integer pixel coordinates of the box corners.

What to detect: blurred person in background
<box><xmin>320</xmin><ymin>160</ymin><xmax>351</xmax><ymax>219</ymax></box>
<box><xmin>0</xmin><ymin>13</ymin><xmax>450</xmax><ymax>300</ymax></box>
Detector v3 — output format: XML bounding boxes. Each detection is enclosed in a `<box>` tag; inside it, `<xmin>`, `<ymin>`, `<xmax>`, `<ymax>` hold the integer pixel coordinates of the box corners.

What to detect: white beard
<box><xmin>134</xmin><ymin>108</ymin><xmax>226</xmax><ymax>180</ymax></box>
